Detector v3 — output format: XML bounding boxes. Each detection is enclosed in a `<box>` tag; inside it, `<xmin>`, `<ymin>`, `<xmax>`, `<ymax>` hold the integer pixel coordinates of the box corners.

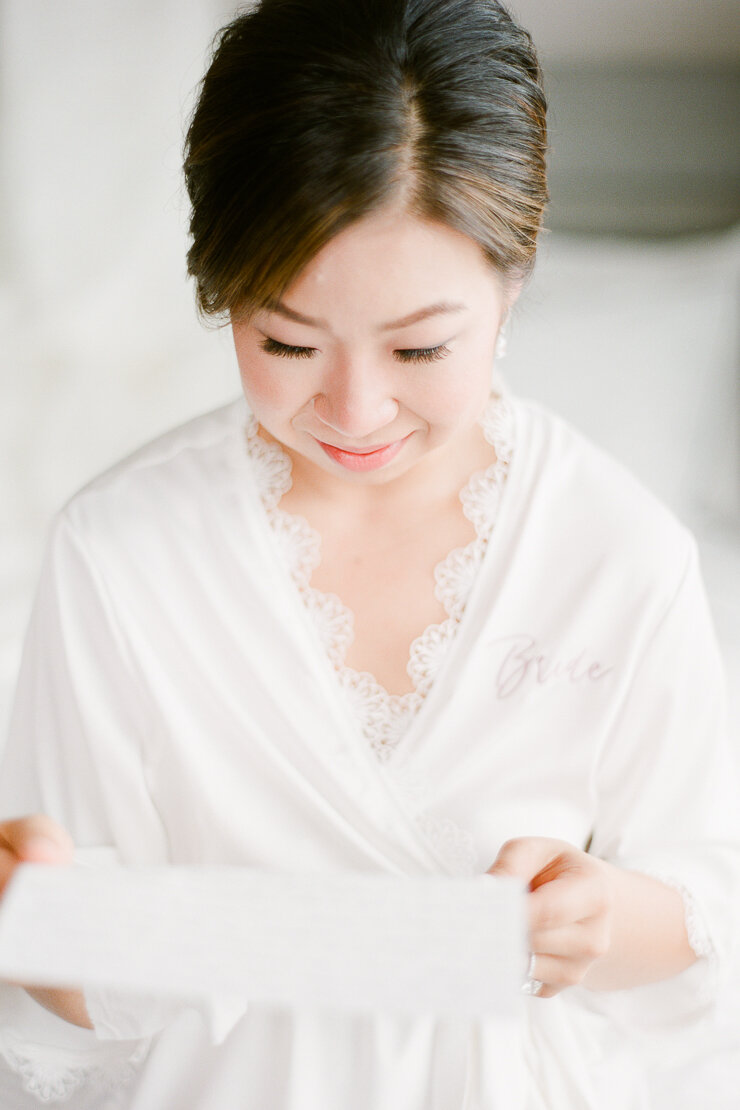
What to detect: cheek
<box><xmin>414</xmin><ymin>356</ymin><xmax>494</xmax><ymax>420</ymax></box>
<box><xmin>238</xmin><ymin>358</ymin><xmax>308</xmax><ymax>416</ymax></box>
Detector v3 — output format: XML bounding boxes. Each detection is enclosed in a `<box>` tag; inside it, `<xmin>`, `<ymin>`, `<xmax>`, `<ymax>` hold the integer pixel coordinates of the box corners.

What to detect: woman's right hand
<box><xmin>0</xmin><ymin>814</ymin><xmax>75</xmax><ymax>899</ymax></box>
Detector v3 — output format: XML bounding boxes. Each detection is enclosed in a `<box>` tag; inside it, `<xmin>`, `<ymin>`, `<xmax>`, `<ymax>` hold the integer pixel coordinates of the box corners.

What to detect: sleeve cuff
<box><xmin>0</xmin><ymin>983</ymin><xmax>150</xmax><ymax>1104</ymax></box>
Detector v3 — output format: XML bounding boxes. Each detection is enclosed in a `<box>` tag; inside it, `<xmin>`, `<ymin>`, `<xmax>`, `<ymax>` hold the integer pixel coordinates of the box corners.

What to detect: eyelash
<box><xmin>259</xmin><ymin>338</ymin><xmax>451</xmax><ymax>364</ymax></box>
<box><xmin>394</xmin><ymin>345</ymin><xmax>450</xmax><ymax>364</ymax></box>
<box><xmin>259</xmin><ymin>337</ymin><xmax>315</xmax><ymax>360</ymax></box>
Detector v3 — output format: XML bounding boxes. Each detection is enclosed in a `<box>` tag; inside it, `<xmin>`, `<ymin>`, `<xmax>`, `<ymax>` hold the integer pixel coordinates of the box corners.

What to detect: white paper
<box><xmin>0</xmin><ymin>865</ymin><xmax>526</xmax><ymax>1017</ymax></box>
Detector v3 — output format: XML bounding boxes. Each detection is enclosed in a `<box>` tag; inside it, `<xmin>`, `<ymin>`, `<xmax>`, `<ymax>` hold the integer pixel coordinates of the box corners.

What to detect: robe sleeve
<box><xmin>0</xmin><ymin>507</ymin><xmax>242</xmax><ymax>1106</ymax></box>
<box><xmin>583</xmin><ymin>531</ymin><xmax>740</xmax><ymax>1062</ymax></box>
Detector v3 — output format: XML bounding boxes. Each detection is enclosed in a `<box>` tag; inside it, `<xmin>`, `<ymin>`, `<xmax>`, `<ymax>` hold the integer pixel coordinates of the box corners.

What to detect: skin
<box><xmin>231</xmin><ymin>205</ymin><xmax>514</xmax><ymax>509</ymax></box>
<box><xmin>0</xmin><ymin>206</ymin><xmax>696</xmax><ymax>1027</ymax></box>
<box><xmin>232</xmin><ymin>207</ymin><xmax>517</xmax><ymax>693</ymax></box>
<box><xmin>489</xmin><ymin>838</ymin><xmax>696</xmax><ymax>997</ymax></box>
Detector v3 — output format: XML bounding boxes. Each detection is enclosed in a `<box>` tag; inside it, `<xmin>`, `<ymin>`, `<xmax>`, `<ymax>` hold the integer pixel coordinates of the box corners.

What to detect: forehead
<box><xmin>280</xmin><ymin>207</ymin><xmax>503</xmax><ymax>324</ymax></box>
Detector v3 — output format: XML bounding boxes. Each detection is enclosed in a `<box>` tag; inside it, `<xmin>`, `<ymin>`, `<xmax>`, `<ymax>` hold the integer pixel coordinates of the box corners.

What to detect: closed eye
<box><xmin>259</xmin><ymin>337</ymin><xmax>316</xmax><ymax>359</ymax></box>
<box><xmin>394</xmin><ymin>344</ymin><xmax>451</xmax><ymax>364</ymax></box>
<box><xmin>260</xmin><ymin>337</ymin><xmax>451</xmax><ymax>364</ymax></box>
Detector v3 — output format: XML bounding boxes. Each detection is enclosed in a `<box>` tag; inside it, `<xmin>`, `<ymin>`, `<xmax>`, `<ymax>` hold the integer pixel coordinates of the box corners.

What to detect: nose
<box><xmin>312</xmin><ymin>360</ymin><xmax>399</xmax><ymax>442</ymax></box>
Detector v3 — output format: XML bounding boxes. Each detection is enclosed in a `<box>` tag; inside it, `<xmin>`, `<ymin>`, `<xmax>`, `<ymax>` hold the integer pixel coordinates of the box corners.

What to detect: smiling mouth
<box><xmin>316</xmin><ymin>434</ymin><xmax>412</xmax><ymax>472</ymax></box>
<box><xmin>323</xmin><ymin>442</ymin><xmax>392</xmax><ymax>455</ymax></box>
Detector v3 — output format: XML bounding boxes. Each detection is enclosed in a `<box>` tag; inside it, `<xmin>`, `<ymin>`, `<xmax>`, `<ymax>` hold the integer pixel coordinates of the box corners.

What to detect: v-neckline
<box><xmin>243</xmin><ymin>392</ymin><xmax>517</xmax><ymax>761</ymax></box>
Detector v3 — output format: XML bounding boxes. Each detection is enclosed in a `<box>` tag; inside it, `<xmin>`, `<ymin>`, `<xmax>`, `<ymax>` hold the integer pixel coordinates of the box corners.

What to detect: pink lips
<box><xmin>317</xmin><ymin>434</ymin><xmax>412</xmax><ymax>472</ymax></box>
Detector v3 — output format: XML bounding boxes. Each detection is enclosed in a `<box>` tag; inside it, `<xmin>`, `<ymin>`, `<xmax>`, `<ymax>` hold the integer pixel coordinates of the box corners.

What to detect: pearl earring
<box><xmin>495</xmin><ymin>326</ymin><xmax>508</xmax><ymax>361</ymax></box>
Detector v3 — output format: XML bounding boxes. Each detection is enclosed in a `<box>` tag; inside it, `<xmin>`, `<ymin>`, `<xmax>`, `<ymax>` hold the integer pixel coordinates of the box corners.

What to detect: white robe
<box><xmin>0</xmin><ymin>391</ymin><xmax>738</xmax><ymax>1109</ymax></box>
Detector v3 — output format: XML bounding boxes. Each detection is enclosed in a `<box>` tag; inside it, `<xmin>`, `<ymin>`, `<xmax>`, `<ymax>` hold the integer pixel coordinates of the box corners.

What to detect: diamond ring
<box><xmin>521</xmin><ymin>953</ymin><xmax>545</xmax><ymax>996</ymax></box>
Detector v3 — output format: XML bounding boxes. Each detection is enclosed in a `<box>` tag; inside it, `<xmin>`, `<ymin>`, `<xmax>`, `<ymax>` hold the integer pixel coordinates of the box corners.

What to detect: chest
<box><xmin>292</xmin><ymin>498</ymin><xmax>479</xmax><ymax>696</ymax></box>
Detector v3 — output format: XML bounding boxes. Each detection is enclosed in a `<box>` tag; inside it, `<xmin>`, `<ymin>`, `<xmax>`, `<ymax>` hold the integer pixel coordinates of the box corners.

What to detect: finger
<box><xmin>532</xmin><ymin>856</ymin><xmax>612</xmax><ymax>936</ymax></box>
<box><xmin>527</xmin><ymin>952</ymin><xmax>594</xmax><ymax>994</ymax></box>
<box><xmin>0</xmin><ymin>846</ymin><xmax>18</xmax><ymax>898</ymax></box>
<box><xmin>487</xmin><ymin>837</ymin><xmax>574</xmax><ymax>886</ymax></box>
<box><xmin>527</xmin><ymin>871</ymin><xmax>603</xmax><ymax>933</ymax></box>
<box><xmin>0</xmin><ymin>816</ymin><xmax>75</xmax><ymax>864</ymax></box>
<box><xmin>526</xmin><ymin>982</ymin><xmax>560</xmax><ymax>1000</ymax></box>
<box><xmin>530</xmin><ymin>917</ymin><xmax>612</xmax><ymax>962</ymax></box>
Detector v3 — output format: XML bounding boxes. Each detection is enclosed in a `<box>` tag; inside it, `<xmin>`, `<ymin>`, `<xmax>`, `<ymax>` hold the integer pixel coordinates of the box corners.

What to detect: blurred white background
<box><xmin>0</xmin><ymin>1</ymin><xmax>738</xmax><ymax>1104</ymax></box>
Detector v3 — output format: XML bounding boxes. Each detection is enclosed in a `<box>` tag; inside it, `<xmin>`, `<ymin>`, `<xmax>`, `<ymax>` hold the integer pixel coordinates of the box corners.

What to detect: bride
<box><xmin>1</xmin><ymin>0</ymin><xmax>737</xmax><ymax>1106</ymax></box>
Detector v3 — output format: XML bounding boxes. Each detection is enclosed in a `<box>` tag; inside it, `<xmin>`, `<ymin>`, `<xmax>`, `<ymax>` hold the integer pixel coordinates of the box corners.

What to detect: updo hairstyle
<box><xmin>184</xmin><ymin>0</ymin><xmax>548</xmax><ymax>320</ymax></box>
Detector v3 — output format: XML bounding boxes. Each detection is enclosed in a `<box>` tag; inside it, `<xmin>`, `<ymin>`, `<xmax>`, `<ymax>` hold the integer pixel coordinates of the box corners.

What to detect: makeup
<box><xmin>317</xmin><ymin>434</ymin><xmax>412</xmax><ymax>472</ymax></box>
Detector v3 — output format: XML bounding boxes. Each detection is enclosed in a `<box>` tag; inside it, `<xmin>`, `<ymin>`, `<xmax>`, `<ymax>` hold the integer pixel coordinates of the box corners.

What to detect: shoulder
<box><xmin>56</xmin><ymin>397</ymin><xmax>252</xmax><ymax>554</ymax></box>
<box><xmin>507</xmin><ymin>394</ymin><xmax>696</xmax><ymax>600</ymax></box>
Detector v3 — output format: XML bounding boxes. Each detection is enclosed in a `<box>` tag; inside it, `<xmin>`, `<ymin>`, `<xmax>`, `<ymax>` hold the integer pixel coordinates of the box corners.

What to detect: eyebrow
<box><xmin>379</xmin><ymin>301</ymin><xmax>467</xmax><ymax>331</ymax></box>
<box><xmin>263</xmin><ymin>300</ymin><xmax>467</xmax><ymax>332</ymax></box>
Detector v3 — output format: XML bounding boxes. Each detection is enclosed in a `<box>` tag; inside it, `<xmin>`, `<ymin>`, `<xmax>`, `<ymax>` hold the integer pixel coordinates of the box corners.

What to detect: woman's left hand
<box><xmin>487</xmin><ymin>837</ymin><xmax>615</xmax><ymax>998</ymax></box>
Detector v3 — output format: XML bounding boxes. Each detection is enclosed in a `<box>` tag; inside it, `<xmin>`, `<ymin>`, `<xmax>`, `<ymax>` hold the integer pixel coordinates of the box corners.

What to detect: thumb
<box><xmin>487</xmin><ymin>837</ymin><xmax>572</xmax><ymax>887</ymax></box>
<box><xmin>3</xmin><ymin>816</ymin><xmax>75</xmax><ymax>865</ymax></box>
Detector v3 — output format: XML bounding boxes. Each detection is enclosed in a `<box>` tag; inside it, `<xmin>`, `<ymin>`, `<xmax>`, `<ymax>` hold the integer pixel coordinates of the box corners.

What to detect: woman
<box><xmin>0</xmin><ymin>0</ymin><xmax>737</xmax><ymax>1106</ymax></box>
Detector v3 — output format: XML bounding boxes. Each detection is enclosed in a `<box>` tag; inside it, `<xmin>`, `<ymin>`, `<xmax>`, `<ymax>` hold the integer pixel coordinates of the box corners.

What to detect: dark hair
<box><xmin>184</xmin><ymin>0</ymin><xmax>548</xmax><ymax>320</ymax></box>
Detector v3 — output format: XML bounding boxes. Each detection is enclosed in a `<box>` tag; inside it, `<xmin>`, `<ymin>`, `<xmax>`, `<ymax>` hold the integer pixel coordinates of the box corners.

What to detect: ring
<box><xmin>521</xmin><ymin>953</ymin><xmax>545</xmax><ymax>996</ymax></box>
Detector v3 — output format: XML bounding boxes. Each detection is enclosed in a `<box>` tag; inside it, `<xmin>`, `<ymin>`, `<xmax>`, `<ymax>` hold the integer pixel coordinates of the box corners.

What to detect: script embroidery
<box><xmin>489</xmin><ymin>634</ymin><xmax>612</xmax><ymax>698</ymax></box>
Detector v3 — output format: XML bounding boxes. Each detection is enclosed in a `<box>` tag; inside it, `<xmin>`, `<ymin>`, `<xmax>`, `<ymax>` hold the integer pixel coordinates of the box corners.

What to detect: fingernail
<box><xmin>23</xmin><ymin>836</ymin><xmax>63</xmax><ymax>859</ymax></box>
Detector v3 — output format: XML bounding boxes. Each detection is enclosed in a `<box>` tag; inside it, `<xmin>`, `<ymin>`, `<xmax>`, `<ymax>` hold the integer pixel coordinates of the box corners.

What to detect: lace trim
<box><xmin>386</xmin><ymin>765</ymin><xmax>478</xmax><ymax>877</ymax></box>
<box><xmin>336</xmin><ymin>668</ymin><xmax>421</xmax><ymax>760</ymax></box>
<box><xmin>244</xmin><ymin>394</ymin><xmax>514</xmax><ymax>762</ymax></box>
<box><xmin>243</xmin><ymin>399</ymin><xmax>513</xmax><ymax>875</ymax></box>
<box><xmin>415</xmin><ymin>811</ymin><xmax>477</xmax><ymax>877</ymax></box>
<box><xmin>0</xmin><ymin>1035</ymin><xmax>150</xmax><ymax>1103</ymax></box>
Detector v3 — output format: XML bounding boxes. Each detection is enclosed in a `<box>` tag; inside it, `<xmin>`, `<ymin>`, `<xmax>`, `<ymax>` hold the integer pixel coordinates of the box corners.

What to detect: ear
<box><xmin>503</xmin><ymin>275</ymin><xmax>524</xmax><ymax>311</ymax></box>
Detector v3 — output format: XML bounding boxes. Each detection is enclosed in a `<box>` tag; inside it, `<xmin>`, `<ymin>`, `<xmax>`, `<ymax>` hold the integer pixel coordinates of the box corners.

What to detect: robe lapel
<box><xmin>225</xmin><ymin>453</ymin><xmax>450</xmax><ymax>878</ymax></box>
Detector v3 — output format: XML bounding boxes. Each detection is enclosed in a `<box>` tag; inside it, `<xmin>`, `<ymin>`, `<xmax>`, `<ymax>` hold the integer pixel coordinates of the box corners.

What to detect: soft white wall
<box><xmin>1</xmin><ymin>2</ymin><xmax>242</xmax><ymax>726</ymax></box>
